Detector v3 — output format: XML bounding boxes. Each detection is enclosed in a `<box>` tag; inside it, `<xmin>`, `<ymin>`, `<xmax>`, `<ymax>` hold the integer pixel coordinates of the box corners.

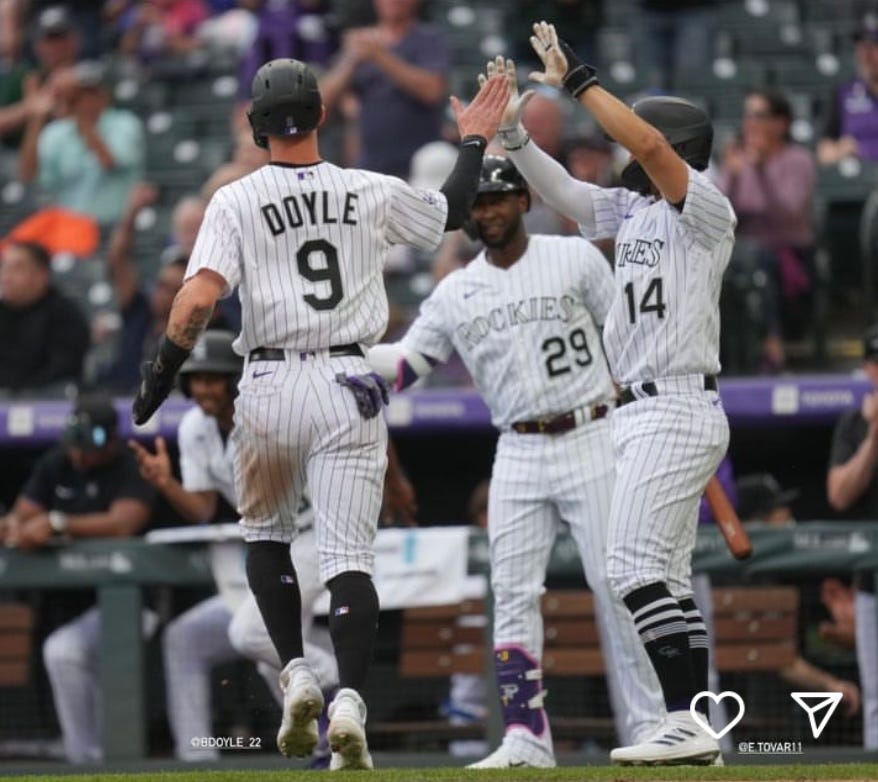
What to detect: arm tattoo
<box><xmin>168</xmin><ymin>304</ymin><xmax>213</xmax><ymax>349</ymax></box>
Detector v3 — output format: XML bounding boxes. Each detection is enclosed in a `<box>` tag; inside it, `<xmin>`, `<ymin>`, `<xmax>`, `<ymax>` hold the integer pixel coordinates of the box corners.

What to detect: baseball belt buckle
<box><xmin>537</xmin><ymin>419</ymin><xmax>548</xmax><ymax>433</ymax></box>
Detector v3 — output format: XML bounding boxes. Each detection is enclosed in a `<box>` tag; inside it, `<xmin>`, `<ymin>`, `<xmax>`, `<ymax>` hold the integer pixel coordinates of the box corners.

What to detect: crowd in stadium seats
<box><xmin>0</xmin><ymin>0</ymin><xmax>877</xmax><ymax>397</ymax></box>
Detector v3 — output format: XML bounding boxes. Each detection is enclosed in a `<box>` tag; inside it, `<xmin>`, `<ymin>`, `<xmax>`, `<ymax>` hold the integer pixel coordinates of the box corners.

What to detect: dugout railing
<box><xmin>0</xmin><ymin>522</ymin><xmax>874</xmax><ymax>761</ymax></box>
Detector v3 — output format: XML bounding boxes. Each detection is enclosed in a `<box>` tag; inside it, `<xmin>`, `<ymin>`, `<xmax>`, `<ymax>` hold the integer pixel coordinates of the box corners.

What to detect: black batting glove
<box><xmin>132</xmin><ymin>337</ymin><xmax>191</xmax><ymax>425</ymax></box>
<box><xmin>336</xmin><ymin>372</ymin><xmax>390</xmax><ymax>420</ymax></box>
<box><xmin>560</xmin><ymin>40</ymin><xmax>599</xmax><ymax>98</ymax></box>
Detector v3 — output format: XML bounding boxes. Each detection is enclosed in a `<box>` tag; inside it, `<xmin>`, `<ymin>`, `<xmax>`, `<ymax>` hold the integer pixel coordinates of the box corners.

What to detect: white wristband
<box><xmin>498</xmin><ymin>124</ymin><xmax>530</xmax><ymax>151</ymax></box>
<box><xmin>48</xmin><ymin>510</ymin><xmax>69</xmax><ymax>534</ymax></box>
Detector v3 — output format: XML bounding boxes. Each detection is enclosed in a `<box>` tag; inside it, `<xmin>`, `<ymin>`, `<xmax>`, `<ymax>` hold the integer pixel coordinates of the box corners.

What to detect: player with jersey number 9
<box><xmin>131</xmin><ymin>57</ymin><xmax>509</xmax><ymax>770</ymax></box>
<box><xmin>486</xmin><ymin>21</ymin><xmax>736</xmax><ymax>766</ymax></box>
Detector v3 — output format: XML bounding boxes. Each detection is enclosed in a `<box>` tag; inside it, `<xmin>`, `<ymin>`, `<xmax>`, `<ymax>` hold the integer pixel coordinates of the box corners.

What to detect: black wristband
<box><xmin>460</xmin><ymin>134</ymin><xmax>487</xmax><ymax>151</ymax></box>
<box><xmin>560</xmin><ymin>40</ymin><xmax>599</xmax><ymax>98</ymax></box>
<box><xmin>154</xmin><ymin>335</ymin><xmax>191</xmax><ymax>379</ymax></box>
<box><xmin>440</xmin><ymin>135</ymin><xmax>488</xmax><ymax>231</ymax></box>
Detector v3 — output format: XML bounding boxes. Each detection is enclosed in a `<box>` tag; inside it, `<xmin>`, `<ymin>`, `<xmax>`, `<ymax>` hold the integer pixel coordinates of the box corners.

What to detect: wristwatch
<box><xmin>48</xmin><ymin>510</ymin><xmax>69</xmax><ymax>535</ymax></box>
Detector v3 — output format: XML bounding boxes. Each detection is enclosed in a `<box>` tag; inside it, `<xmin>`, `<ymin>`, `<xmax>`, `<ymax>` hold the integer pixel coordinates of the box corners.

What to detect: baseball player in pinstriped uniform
<box><xmin>132</xmin><ymin>59</ymin><xmax>509</xmax><ymax>770</ymax></box>
<box><xmin>367</xmin><ymin>156</ymin><xmax>663</xmax><ymax>768</ymax></box>
<box><xmin>128</xmin><ymin>330</ymin><xmax>338</xmax><ymax>766</ymax></box>
<box><xmin>489</xmin><ymin>22</ymin><xmax>734</xmax><ymax>765</ymax></box>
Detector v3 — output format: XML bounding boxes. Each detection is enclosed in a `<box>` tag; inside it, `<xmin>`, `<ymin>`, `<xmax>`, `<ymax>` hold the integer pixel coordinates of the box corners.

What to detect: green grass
<box><xmin>3</xmin><ymin>765</ymin><xmax>878</xmax><ymax>782</ymax></box>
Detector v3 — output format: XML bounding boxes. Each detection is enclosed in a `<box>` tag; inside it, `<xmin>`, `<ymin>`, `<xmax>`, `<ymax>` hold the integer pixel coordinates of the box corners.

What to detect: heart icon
<box><xmin>690</xmin><ymin>690</ymin><xmax>745</xmax><ymax>739</ymax></box>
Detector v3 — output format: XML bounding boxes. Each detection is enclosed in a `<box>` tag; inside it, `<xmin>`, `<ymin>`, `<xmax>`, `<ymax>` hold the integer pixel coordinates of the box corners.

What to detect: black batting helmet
<box><xmin>247</xmin><ymin>59</ymin><xmax>322</xmax><ymax>149</ymax></box>
<box><xmin>179</xmin><ymin>330</ymin><xmax>242</xmax><ymax>398</ymax></box>
<box><xmin>477</xmin><ymin>155</ymin><xmax>530</xmax><ymax>209</ymax></box>
<box><xmin>619</xmin><ymin>96</ymin><xmax>714</xmax><ymax>195</ymax></box>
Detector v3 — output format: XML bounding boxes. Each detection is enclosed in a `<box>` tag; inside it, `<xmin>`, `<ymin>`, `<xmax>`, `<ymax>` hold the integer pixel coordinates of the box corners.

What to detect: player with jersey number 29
<box><xmin>367</xmin><ymin>156</ymin><xmax>664</xmax><ymax>768</ymax></box>
<box><xmin>131</xmin><ymin>58</ymin><xmax>508</xmax><ymax>771</ymax></box>
<box><xmin>489</xmin><ymin>21</ymin><xmax>736</xmax><ymax>766</ymax></box>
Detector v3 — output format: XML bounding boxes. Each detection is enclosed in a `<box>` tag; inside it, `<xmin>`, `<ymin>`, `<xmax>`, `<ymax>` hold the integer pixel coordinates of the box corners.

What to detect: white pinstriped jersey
<box><xmin>186</xmin><ymin>161</ymin><xmax>449</xmax><ymax>354</ymax></box>
<box><xmin>178</xmin><ymin>406</ymin><xmax>314</xmax><ymax>529</ymax></box>
<box><xmin>578</xmin><ymin>166</ymin><xmax>736</xmax><ymax>385</ymax></box>
<box><xmin>178</xmin><ymin>407</ymin><xmax>237</xmax><ymax>507</ymax></box>
<box><xmin>401</xmin><ymin>235</ymin><xmax>616</xmax><ymax>428</ymax></box>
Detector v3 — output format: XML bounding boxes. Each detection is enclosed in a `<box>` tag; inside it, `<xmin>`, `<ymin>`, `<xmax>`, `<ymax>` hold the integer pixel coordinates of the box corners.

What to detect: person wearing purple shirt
<box><xmin>717</xmin><ymin>88</ymin><xmax>816</xmax><ymax>373</ymax></box>
<box><xmin>319</xmin><ymin>0</ymin><xmax>449</xmax><ymax>178</ymax></box>
<box><xmin>237</xmin><ymin>0</ymin><xmax>337</xmax><ymax>101</ymax></box>
<box><xmin>819</xmin><ymin>11</ymin><xmax>878</xmax><ymax>166</ymax></box>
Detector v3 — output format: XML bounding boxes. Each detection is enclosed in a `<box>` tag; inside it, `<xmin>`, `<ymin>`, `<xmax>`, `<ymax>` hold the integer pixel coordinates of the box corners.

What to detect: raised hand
<box><xmin>477</xmin><ymin>56</ymin><xmax>535</xmax><ymax>133</ymax></box>
<box><xmin>449</xmin><ymin>73</ymin><xmax>510</xmax><ymax>142</ymax></box>
<box><xmin>528</xmin><ymin>21</ymin><xmax>568</xmax><ymax>89</ymax></box>
<box><xmin>128</xmin><ymin>436</ymin><xmax>173</xmax><ymax>489</ymax></box>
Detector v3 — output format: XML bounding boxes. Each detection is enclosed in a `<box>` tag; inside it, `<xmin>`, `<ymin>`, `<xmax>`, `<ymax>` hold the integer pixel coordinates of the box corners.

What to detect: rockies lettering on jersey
<box><xmin>402</xmin><ymin>234</ymin><xmax>616</xmax><ymax>428</ymax></box>
<box><xmin>615</xmin><ymin>238</ymin><xmax>664</xmax><ymax>268</ymax></box>
<box><xmin>457</xmin><ymin>295</ymin><xmax>576</xmax><ymax>350</ymax></box>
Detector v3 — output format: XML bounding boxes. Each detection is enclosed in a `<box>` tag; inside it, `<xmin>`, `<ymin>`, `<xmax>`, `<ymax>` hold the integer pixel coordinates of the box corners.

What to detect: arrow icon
<box><xmin>790</xmin><ymin>692</ymin><xmax>843</xmax><ymax>738</ymax></box>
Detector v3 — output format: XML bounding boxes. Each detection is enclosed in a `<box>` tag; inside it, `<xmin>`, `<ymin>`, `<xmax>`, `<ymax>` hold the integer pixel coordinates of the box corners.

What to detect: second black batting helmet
<box><xmin>179</xmin><ymin>330</ymin><xmax>242</xmax><ymax>398</ymax></box>
<box><xmin>247</xmin><ymin>59</ymin><xmax>322</xmax><ymax>149</ymax></box>
<box><xmin>477</xmin><ymin>155</ymin><xmax>530</xmax><ymax>209</ymax></box>
<box><xmin>618</xmin><ymin>96</ymin><xmax>714</xmax><ymax>195</ymax></box>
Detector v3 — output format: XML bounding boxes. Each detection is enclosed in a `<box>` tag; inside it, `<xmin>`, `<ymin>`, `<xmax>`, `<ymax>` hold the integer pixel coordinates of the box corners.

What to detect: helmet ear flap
<box><xmin>247</xmin><ymin>108</ymin><xmax>268</xmax><ymax>149</ymax></box>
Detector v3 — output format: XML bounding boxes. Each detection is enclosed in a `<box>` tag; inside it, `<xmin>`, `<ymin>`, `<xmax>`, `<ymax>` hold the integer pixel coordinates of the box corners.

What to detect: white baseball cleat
<box><xmin>610</xmin><ymin>710</ymin><xmax>720</xmax><ymax>766</ymax></box>
<box><xmin>276</xmin><ymin>658</ymin><xmax>324</xmax><ymax>758</ymax></box>
<box><xmin>328</xmin><ymin>688</ymin><xmax>373</xmax><ymax>770</ymax></box>
<box><xmin>467</xmin><ymin>730</ymin><xmax>556</xmax><ymax>769</ymax></box>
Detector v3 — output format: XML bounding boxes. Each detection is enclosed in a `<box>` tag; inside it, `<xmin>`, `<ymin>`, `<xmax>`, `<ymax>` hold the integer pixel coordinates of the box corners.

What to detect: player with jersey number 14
<box><xmin>131</xmin><ymin>58</ymin><xmax>509</xmax><ymax>770</ymax></box>
<box><xmin>490</xmin><ymin>21</ymin><xmax>736</xmax><ymax>766</ymax></box>
<box><xmin>367</xmin><ymin>156</ymin><xmax>664</xmax><ymax>768</ymax></box>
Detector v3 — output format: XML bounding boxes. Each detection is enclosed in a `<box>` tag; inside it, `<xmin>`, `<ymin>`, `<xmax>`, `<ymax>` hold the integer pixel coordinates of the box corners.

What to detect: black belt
<box><xmin>618</xmin><ymin>375</ymin><xmax>717</xmax><ymax>407</ymax></box>
<box><xmin>511</xmin><ymin>403</ymin><xmax>609</xmax><ymax>435</ymax></box>
<box><xmin>249</xmin><ymin>344</ymin><xmax>364</xmax><ymax>361</ymax></box>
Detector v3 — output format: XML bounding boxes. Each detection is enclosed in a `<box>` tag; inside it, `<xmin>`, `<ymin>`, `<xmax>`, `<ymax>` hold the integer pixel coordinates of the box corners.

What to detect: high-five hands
<box><xmin>528</xmin><ymin>21</ymin><xmax>568</xmax><ymax>89</ymax></box>
<box><xmin>529</xmin><ymin>21</ymin><xmax>600</xmax><ymax>99</ymax></box>
<box><xmin>477</xmin><ymin>57</ymin><xmax>535</xmax><ymax>136</ymax></box>
<box><xmin>449</xmin><ymin>72</ymin><xmax>510</xmax><ymax>143</ymax></box>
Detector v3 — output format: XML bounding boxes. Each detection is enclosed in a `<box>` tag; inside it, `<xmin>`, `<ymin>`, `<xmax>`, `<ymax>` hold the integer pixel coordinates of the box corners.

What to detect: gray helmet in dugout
<box><xmin>178</xmin><ymin>330</ymin><xmax>242</xmax><ymax>397</ymax></box>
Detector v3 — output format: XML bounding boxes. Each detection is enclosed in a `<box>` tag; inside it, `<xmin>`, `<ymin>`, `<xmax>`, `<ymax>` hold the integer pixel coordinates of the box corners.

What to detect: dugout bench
<box><xmin>0</xmin><ymin>602</ymin><xmax>34</xmax><ymax>688</ymax></box>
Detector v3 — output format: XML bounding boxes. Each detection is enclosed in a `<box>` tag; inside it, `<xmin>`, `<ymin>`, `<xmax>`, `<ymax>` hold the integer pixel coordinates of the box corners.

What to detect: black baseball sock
<box><xmin>246</xmin><ymin>541</ymin><xmax>304</xmax><ymax>665</ymax></box>
<box><xmin>623</xmin><ymin>581</ymin><xmax>697</xmax><ymax>714</ymax></box>
<box><xmin>327</xmin><ymin>571</ymin><xmax>379</xmax><ymax>691</ymax></box>
<box><xmin>679</xmin><ymin>595</ymin><xmax>710</xmax><ymax>717</ymax></box>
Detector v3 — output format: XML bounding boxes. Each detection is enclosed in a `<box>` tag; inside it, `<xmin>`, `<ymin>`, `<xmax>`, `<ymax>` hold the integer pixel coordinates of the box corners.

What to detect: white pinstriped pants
<box><xmin>855</xmin><ymin>590</ymin><xmax>878</xmax><ymax>748</ymax></box>
<box><xmin>488</xmin><ymin>417</ymin><xmax>664</xmax><ymax>744</ymax></box>
<box><xmin>42</xmin><ymin>607</ymin><xmax>158</xmax><ymax>763</ymax></box>
<box><xmin>165</xmin><ymin>529</ymin><xmax>339</xmax><ymax>761</ymax></box>
<box><xmin>232</xmin><ymin>353</ymin><xmax>388</xmax><ymax>583</ymax></box>
<box><xmin>606</xmin><ymin>391</ymin><xmax>729</xmax><ymax>599</ymax></box>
